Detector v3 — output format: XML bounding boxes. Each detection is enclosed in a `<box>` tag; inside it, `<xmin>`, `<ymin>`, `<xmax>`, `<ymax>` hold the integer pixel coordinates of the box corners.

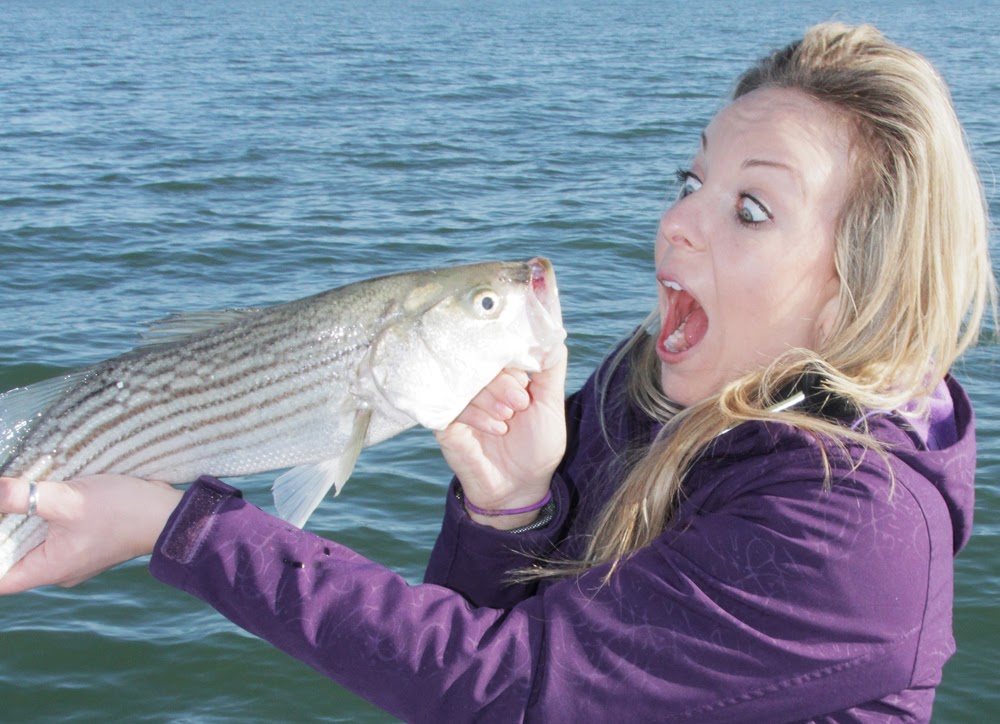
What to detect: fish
<box><xmin>0</xmin><ymin>258</ymin><xmax>565</xmax><ymax>579</ymax></box>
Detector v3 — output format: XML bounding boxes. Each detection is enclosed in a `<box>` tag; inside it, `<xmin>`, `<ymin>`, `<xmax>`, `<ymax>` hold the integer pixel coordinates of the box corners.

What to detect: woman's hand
<box><xmin>434</xmin><ymin>343</ymin><xmax>568</xmax><ymax>530</ymax></box>
<box><xmin>0</xmin><ymin>474</ymin><xmax>183</xmax><ymax>594</ymax></box>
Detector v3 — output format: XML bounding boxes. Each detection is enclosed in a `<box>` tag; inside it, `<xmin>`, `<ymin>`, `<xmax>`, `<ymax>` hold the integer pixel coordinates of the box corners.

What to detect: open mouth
<box><xmin>525</xmin><ymin>257</ymin><xmax>567</xmax><ymax>360</ymax></box>
<box><xmin>527</xmin><ymin>258</ymin><xmax>563</xmax><ymax>323</ymax></box>
<box><xmin>658</xmin><ymin>279</ymin><xmax>708</xmax><ymax>356</ymax></box>
<box><xmin>529</xmin><ymin>258</ymin><xmax>553</xmax><ymax>304</ymax></box>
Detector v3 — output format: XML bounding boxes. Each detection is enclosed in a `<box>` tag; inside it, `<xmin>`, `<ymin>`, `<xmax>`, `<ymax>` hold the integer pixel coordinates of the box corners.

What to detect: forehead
<box><xmin>701</xmin><ymin>87</ymin><xmax>853</xmax><ymax>191</ymax></box>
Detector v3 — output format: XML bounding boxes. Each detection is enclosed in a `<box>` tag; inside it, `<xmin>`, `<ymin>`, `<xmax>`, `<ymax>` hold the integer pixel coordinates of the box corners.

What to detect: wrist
<box><xmin>457</xmin><ymin>486</ymin><xmax>554</xmax><ymax>531</ymax></box>
<box><xmin>463</xmin><ymin>489</ymin><xmax>552</xmax><ymax>517</ymax></box>
<box><xmin>135</xmin><ymin>484</ymin><xmax>184</xmax><ymax>558</ymax></box>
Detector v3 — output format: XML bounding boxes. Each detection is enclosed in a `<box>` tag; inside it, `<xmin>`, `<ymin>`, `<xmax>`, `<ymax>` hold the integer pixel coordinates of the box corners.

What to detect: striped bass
<box><xmin>0</xmin><ymin>258</ymin><xmax>565</xmax><ymax>580</ymax></box>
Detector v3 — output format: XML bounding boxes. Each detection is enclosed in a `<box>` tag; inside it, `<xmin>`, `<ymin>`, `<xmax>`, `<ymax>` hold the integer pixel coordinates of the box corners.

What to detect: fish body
<box><xmin>0</xmin><ymin>259</ymin><xmax>565</xmax><ymax>579</ymax></box>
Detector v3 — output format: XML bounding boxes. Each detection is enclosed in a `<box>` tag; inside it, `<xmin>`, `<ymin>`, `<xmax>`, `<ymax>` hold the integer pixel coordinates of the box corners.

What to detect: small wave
<box><xmin>0</xmin><ymin>196</ymin><xmax>73</xmax><ymax>208</ymax></box>
<box><xmin>0</xmin><ymin>363</ymin><xmax>71</xmax><ymax>392</ymax></box>
<box><xmin>140</xmin><ymin>176</ymin><xmax>282</xmax><ymax>193</ymax></box>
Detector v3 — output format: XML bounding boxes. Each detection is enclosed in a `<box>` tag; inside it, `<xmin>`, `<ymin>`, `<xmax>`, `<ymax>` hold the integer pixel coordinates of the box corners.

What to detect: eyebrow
<box><xmin>709</xmin><ymin>133</ymin><xmax>802</xmax><ymax>187</ymax></box>
<box><xmin>741</xmin><ymin>158</ymin><xmax>805</xmax><ymax>198</ymax></box>
<box><xmin>741</xmin><ymin>158</ymin><xmax>796</xmax><ymax>173</ymax></box>
<box><xmin>699</xmin><ymin>130</ymin><xmax>807</xmax><ymax>196</ymax></box>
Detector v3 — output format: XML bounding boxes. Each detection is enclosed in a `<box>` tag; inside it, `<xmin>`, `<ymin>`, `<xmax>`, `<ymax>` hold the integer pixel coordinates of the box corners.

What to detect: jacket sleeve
<box><xmin>150</xmin><ymin>476</ymin><xmax>548</xmax><ymax>723</ymax></box>
<box><xmin>423</xmin><ymin>369</ymin><xmax>598</xmax><ymax>609</ymax></box>
<box><xmin>149</xmin><ymin>439</ymin><xmax>940</xmax><ymax>724</ymax></box>
<box><xmin>421</xmin><ymin>474</ymin><xmax>572</xmax><ymax>609</ymax></box>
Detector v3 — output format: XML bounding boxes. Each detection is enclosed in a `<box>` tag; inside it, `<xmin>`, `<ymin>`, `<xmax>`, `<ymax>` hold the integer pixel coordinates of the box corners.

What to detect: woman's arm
<box><xmin>0</xmin><ymin>474</ymin><xmax>182</xmax><ymax>593</ymax></box>
<box><xmin>148</xmin><ymin>442</ymin><xmax>931</xmax><ymax>724</ymax></box>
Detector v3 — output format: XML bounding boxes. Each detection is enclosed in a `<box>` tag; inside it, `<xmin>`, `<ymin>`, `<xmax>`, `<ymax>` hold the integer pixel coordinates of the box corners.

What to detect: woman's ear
<box><xmin>814</xmin><ymin>278</ymin><xmax>842</xmax><ymax>346</ymax></box>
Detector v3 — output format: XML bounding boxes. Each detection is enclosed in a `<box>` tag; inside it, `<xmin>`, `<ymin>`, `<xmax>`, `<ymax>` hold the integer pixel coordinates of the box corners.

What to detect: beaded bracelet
<box><xmin>463</xmin><ymin>489</ymin><xmax>553</xmax><ymax>517</ymax></box>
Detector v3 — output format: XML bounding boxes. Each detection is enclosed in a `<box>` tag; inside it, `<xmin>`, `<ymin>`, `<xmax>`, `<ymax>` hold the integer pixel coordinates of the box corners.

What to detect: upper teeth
<box><xmin>661</xmin><ymin>280</ymin><xmax>684</xmax><ymax>291</ymax></box>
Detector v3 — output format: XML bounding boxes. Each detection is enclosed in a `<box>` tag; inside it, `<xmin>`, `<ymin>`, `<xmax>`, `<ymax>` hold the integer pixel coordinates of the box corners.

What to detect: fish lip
<box><xmin>528</xmin><ymin>257</ymin><xmax>554</xmax><ymax>294</ymax></box>
<box><xmin>524</xmin><ymin>257</ymin><xmax>566</xmax><ymax>365</ymax></box>
<box><xmin>527</xmin><ymin>257</ymin><xmax>562</xmax><ymax>320</ymax></box>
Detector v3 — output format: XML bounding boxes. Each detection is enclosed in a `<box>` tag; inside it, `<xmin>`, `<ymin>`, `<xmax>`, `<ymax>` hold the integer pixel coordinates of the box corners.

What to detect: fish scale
<box><xmin>0</xmin><ymin>259</ymin><xmax>566</xmax><ymax>579</ymax></box>
<box><xmin>58</xmin><ymin>337</ymin><xmax>354</xmax><ymax>478</ymax></box>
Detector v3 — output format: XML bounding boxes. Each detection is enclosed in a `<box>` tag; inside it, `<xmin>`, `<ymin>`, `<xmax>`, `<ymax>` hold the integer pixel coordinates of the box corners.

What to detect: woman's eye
<box><xmin>737</xmin><ymin>195</ymin><xmax>772</xmax><ymax>225</ymax></box>
<box><xmin>675</xmin><ymin>169</ymin><xmax>702</xmax><ymax>199</ymax></box>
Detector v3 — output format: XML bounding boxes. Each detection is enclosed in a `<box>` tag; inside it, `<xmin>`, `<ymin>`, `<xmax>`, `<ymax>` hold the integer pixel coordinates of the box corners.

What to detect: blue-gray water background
<box><xmin>1</xmin><ymin>1</ymin><xmax>997</xmax><ymax>721</ymax></box>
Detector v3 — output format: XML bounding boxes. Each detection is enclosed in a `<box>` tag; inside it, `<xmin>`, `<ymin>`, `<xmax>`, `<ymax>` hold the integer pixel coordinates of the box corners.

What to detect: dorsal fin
<box><xmin>137</xmin><ymin>308</ymin><xmax>261</xmax><ymax>348</ymax></box>
<box><xmin>0</xmin><ymin>371</ymin><xmax>87</xmax><ymax>465</ymax></box>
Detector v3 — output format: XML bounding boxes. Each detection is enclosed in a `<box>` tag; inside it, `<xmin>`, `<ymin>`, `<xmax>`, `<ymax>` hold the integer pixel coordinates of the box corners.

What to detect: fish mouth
<box><xmin>524</xmin><ymin>257</ymin><xmax>566</xmax><ymax>363</ymax></box>
<box><xmin>657</xmin><ymin>276</ymin><xmax>708</xmax><ymax>359</ymax></box>
<box><xmin>524</xmin><ymin>258</ymin><xmax>560</xmax><ymax>319</ymax></box>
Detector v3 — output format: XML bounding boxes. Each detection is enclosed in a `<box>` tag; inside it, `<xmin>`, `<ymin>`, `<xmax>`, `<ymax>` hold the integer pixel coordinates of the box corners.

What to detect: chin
<box><xmin>659</xmin><ymin>367</ymin><xmax>696</xmax><ymax>408</ymax></box>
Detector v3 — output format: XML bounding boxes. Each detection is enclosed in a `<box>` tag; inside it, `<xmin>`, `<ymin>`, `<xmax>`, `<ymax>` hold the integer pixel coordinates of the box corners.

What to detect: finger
<box><xmin>538</xmin><ymin>338</ymin><xmax>570</xmax><ymax>372</ymax></box>
<box><xmin>0</xmin><ymin>477</ymin><xmax>77</xmax><ymax>520</ymax></box>
<box><xmin>526</xmin><ymin>343</ymin><xmax>568</xmax><ymax>401</ymax></box>
<box><xmin>0</xmin><ymin>477</ymin><xmax>35</xmax><ymax>516</ymax></box>
<box><xmin>451</xmin><ymin>402</ymin><xmax>510</xmax><ymax>435</ymax></box>
<box><xmin>459</xmin><ymin>370</ymin><xmax>530</xmax><ymax>420</ymax></box>
<box><xmin>504</xmin><ymin>368</ymin><xmax>531</xmax><ymax>388</ymax></box>
<box><xmin>0</xmin><ymin>541</ymin><xmax>95</xmax><ymax>593</ymax></box>
<box><xmin>487</xmin><ymin>371</ymin><xmax>531</xmax><ymax>412</ymax></box>
<box><xmin>0</xmin><ymin>546</ymin><xmax>54</xmax><ymax>594</ymax></box>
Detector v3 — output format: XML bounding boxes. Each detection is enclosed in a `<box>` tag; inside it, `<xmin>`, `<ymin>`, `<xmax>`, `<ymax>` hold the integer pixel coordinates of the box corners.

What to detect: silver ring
<box><xmin>27</xmin><ymin>482</ymin><xmax>39</xmax><ymax>517</ymax></box>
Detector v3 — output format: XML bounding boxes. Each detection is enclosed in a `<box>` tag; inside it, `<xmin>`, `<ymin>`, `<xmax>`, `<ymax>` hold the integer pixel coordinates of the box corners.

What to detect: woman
<box><xmin>0</xmin><ymin>23</ymin><xmax>994</xmax><ymax>722</ymax></box>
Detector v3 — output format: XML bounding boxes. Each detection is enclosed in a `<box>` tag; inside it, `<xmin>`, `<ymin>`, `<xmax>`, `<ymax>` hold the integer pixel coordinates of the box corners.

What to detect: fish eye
<box><xmin>472</xmin><ymin>289</ymin><xmax>501</xmax><ymax>316</ymax></box>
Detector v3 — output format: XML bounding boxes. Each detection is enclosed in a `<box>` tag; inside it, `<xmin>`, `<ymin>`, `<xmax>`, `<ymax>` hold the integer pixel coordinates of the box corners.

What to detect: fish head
<box><xmin>367</xmin><ymin>258</ymin><xmax>566</xmax><ymax>430</ymax></box>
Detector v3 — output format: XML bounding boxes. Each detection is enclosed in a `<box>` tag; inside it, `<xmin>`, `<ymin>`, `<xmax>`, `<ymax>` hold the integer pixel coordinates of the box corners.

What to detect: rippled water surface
<box><xmin>1</xmin><ymin>1</ymin><xmax>998</xmax><ymax>721</ymax></box>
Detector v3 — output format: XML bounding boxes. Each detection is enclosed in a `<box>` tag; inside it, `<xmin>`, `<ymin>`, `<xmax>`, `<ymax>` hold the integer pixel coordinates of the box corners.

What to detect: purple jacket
<box><xmin>150</xmin><ymin>351</ymin><xmax>975</xmax><ymax>723</ymax></box>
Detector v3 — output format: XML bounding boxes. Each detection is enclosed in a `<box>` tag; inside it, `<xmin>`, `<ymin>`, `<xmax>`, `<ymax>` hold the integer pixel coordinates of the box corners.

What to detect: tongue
<box><xmin>684</xmin><ymin>306</ymin><xmax>709</xmax><ymax>348</ymax></box>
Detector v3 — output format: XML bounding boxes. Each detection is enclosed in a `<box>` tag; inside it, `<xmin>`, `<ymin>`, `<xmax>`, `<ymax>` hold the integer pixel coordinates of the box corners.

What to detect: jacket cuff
<box><xmin>150</xmin><ymin>475</ymin><xmax>243</xmax><ymax>584</ymax></box>
<box><xmin>423</xmin><ymin>474</ymin><xmax>569</xmax><ymax>608</ymax></box>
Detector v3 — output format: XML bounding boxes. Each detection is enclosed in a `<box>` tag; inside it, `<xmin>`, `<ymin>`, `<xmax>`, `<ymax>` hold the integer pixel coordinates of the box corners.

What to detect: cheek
<box><xmin>737</xmin><ymin>251</ymin><xmax>837</xmax><ymax>349</ymax></box>
<box><xmin>712</xmin><ymin>256</ymin><xmax>808</xmax><ymax>363</ymax></box>
<box><xmin>785</xmin><ymin>231</ymin><xmax>839</xmax><ymax>313</ymax></box>
<box><xmin>714</xmin><ymin>256</ymin><xmax>769</xmax><ymax>325</ymax></box>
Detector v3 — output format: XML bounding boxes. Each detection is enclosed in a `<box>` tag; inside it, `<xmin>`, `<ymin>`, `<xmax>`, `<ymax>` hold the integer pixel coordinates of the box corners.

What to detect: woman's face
<box><xmin>655</xmin><ymin>87</ymin><xmax>851</xmax><ymax>406</ymax></box>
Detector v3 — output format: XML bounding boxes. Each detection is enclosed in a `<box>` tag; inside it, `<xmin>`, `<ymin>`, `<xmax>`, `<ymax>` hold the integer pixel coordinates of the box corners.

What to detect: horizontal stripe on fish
<box><xmin>27</xmin><ymin>342</ymin><xmax>368</xmax><ymax>481</ymax></box>
<box><xmin>83</xmin><ymin>372</ymin><xmax>339</xmax><ymax>480</ymax></box>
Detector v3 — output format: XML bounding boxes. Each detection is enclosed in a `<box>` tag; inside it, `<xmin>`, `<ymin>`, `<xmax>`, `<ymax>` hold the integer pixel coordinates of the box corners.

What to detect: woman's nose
<box><xmin>657</xmin><ymin>199</ymin><xmax>703</xmax><ymax>253</ymax></box>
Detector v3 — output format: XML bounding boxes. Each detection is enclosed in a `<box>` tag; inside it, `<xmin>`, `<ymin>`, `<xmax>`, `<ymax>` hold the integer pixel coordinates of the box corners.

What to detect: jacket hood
<box><xmin>891</xmin><ymin>375</ymin><xmax>977</xmax><ymax>555</ymax></box>
<box><xmin>689</xmin><ymin>373</ymin><xmax>978</xmax><ymax>557</ymax></box>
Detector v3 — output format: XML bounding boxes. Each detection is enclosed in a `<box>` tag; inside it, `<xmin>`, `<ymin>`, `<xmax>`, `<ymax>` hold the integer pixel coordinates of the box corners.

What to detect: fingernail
<box><xmin>509</xmin><ymin>389</ymin><xmax>530</xmax><ymax>411</ymax></box>
<box><xmin>488</xmin><ymin>419</ymin><xmax>509</xmax><ymax>434</ymax></box>
<box><xmin>506</xmin><ymin>368</ymin><xmax>530</xmax><ymax>387</ymax></box>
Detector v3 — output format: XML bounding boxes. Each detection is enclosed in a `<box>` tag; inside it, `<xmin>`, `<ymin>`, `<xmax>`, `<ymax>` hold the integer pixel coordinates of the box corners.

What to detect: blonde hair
<box><xmin>549</xmin><ymin>23</ymin><xmax>996</xmax><ymax>580</ymax></box>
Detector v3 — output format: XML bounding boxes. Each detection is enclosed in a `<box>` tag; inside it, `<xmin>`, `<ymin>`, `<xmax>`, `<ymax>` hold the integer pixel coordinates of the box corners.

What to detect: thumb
<box><xmin>528</xmin><ymin>343</ymin><xmax>568</xmax><ymax>406</ymax></box>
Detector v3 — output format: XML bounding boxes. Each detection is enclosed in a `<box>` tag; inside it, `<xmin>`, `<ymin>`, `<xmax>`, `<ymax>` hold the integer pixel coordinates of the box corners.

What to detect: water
<box><xmin>1</xmin><ymin>0</ymin><xmax>997</xmax><ymax>720</ymax></box>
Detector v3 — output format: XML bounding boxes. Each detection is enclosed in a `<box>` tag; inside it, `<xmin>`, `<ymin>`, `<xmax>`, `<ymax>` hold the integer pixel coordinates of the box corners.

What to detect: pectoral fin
<box><xmin>272</xmin><ymin>409</ymin><xmax>372</xmax><ymax>528</ymax></box>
